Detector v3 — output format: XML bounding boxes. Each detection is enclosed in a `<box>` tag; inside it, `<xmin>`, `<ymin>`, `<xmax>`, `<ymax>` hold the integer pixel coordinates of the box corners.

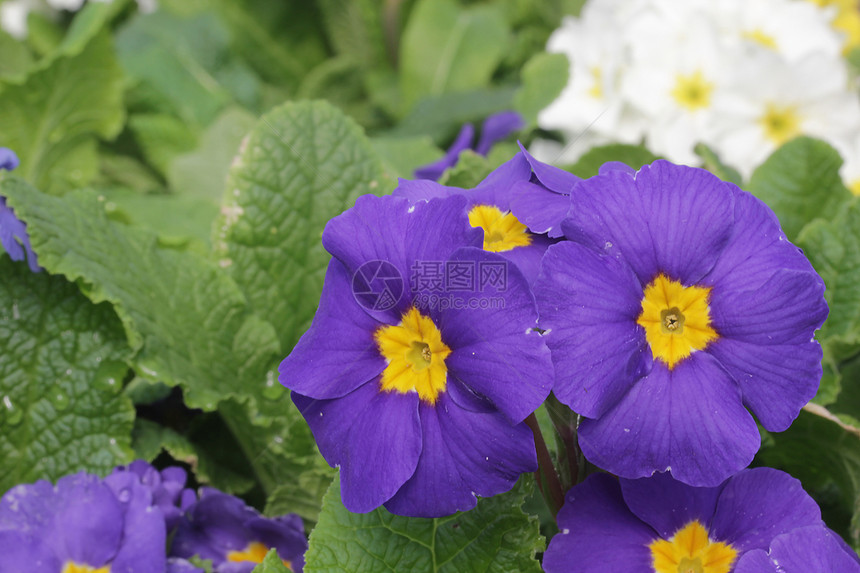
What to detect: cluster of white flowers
<box><xmin>535</xmin><ymin>0</ymin><xmax>860</xmax><ymax>191</ymax></box>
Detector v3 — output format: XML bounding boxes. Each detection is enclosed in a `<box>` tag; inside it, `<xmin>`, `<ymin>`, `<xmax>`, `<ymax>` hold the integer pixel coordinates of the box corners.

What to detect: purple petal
<box><xmin>414</xmin><ymin>124</ymin><xmax>475</xmax><ymax>180</ymax></box>
<box><xmin>509</xmin><ymin>181</ymin><xmax>571</xmax><ymax>238</ymax></box>
<box><xmin>543</xmin><ymin>474</ymin><xmax>656</xmax><ymax>573</ymax></box>
<box><xmin>322</xmin><ymin>194</ymin><xmax>412</xmax><ymax>322</ymax></box>
<box><xmin>383</xmin><ymin>393</ymin><xmax>536</xmax><ymax>517</ymax></box>
<box><xmin>171</xmin><ymin>490</ymin><xmax>256</xmax><ymax>562</ymax></box>
<box><xmin>578</xmin><ymin>353</ymin><xmax>759</xmax><ymax>486</ymax></box>
<box><xmin>48</xmin><ymin>473</ymin><xmax>124</xmax><ymax>568</ymax></box>
<box><xmin>703</xmin><ymin>187</ymin><xmax>818</xmax><ymax>293</ymax></box>
<box><xmin>438</xmin><ymin>247</ymin><xmax>553</xmax><ymax>423</ymax></box>
<box><xmin>710</xmin><ymin>467</ymin><xmax>821</xmax><ymax>552</ymax></box>
<box><xmin>293</xmin><ymin>383</ymin><xmax>422</xmax><ymax>513</ymax></box>
<box><xmin>734</xmin><ymin>525</ymin><xmax>860</xmax><ymax>572</ymax></box>
<box><xmin>167</xmin><ymin>557</ymin><xmax>206</xmax><ymax>573</ymax></box>
<box><xmin>598</xmin><ymin>162</ymin><xmax>636</xmax><ymax>176</ymax></box>
<box><xmin>708</xmin><ymin>337</ymin><xmax>821</xmax><ymax>431</ymax></box>
<box><xmin>279</xmin><ymin>260</ymin><xmax>387</xmax><ymax>400</ymax></box>
<box><xmin>495</xmin><ymin>233</ymin><xmax>554</xmax><ymax>286</ymax></box>
<box><xmin>0</xmin><ymin>532</ymin><xmax>54</xmax><ymax>573</ymax></box>
<box><xmin>562</xmin><ymin>160</ymin><xmax>735</xmax><ymax>285</ymax></box>
<box><xmin>535</xmin><ymin>241</ymin><xmax>651</xmax><ymax>418</ymax></box>
<box><xmin>247</xmin><ymin>515</ymin><xmax>307</xmax><ymax>572</ymax></box>
<box><xmin>106</xmin><ymin>474</ymin><xmax>167</xmax><ymax>573</ymax></box>
<box><xmin>620</xmin><ymin>472</ymin><xmax>723</xmax><ymax>539</ymax></box>
<box><xmin>0</xmin><ymin>197</ymin><xmax>40</xmax><ymax>272</ymax></box>
<box><xmin>518</xmin><ymin>142</ymin><xmax>581</xmax><ymax>194</ymax></box>
<box><xmin>710</xmin><ymin>269</ymin><xmax>828</xmax><ymax>346</ymax></box>
<box><xmin>393</xmin><ymin>178</ymin><xmax>463</xmax><ymax>203</ymax></box>
<box><xmin>475</xmin><ymin>111</ymin><xmax>524</xmax><ymax>156</ymax></box>
<box><xmin>0</xmin><ymin>148</ymin><xmax>19</xmax><ymax>171</ymax></box>
<box><xmin>0</xmin><ymin>479</ymin><xmax>55</xmax><ymax>533</ymax></box>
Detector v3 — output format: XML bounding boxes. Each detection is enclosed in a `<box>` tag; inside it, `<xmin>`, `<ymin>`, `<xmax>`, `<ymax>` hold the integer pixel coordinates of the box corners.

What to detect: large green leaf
<box><xmin>399</xmin><ymin>0</ymin><xmax>509</xmax><ymax>114</ymax></box>
<box><xmin>1</xmin><ymin>178</ymin><xmax>279</xmax><ymax>411</ymax></box>
<box><xmin>0</xmin><ymin>32</ymin><xmax>124</xmax><ymax>194</ymax></box>
<box><xmin>116</xmin><ymin>11</ymin><xmax>258</xmax><ymax>126</ymax></box>
<box><xmin>746</xmin><ymin>137</ymin><xmax>853</xmax><ymax>241</ymax></box>
<box><xmin>304</xmin><ymin>477</ymin><xmax>543</xmax><ymax>572</ymax></box>
<box><xmin>0</xmin><ymin>258</ymin><xmax>135</xmax><ymax>491</ymax></box>
<box><xmin>168</xmin><ymin>106</ymin><xmax>257</xmax><ymax>201</ymax></box>
<box><xmin>797</xmin><ymin>199</ymin><xmax>860</xmax><ymax>350</ymax></box>
<box><xmin>568</xmin><ymin>144</ymin><xmax>659</xmax><ymax>179</ymax></box>
<box><xmin>251</xmin><ymin>550</ymin><xmax>292</xmax><ymax>573</ymax></box>
<box><xmin>215</xmin><ymin>100</ymin><xmax>388</xmax><ymax>353</ymax></box>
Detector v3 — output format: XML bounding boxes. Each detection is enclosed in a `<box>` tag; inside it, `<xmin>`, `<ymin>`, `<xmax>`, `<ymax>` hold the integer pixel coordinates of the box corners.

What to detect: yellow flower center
<box><xmin>807</xmin><ymin>0</ymin><xmax>860</xmax><ymax>52</ymax></box>
<box><xmin>650</xmin><ymin>521</ymin><xmax>737</xmax><ymax>573</ymax></box>
<box><xmin>759</xmin><ymin>103</ymin><xmax>801</xmax><ymax>146</ymax></box>
<box><xmin>850</xmin><ymin>179</ymin><xmax>860</xmax><ymax>196</ymax></box>
<box><xmin>742</xmin><ymin>28</ymin><xmax>777</xmax><ymax>49</ymax></box>
<box><xmin>468</xmin><ymin>205</ymin><xmax>532</xmax><ymax>253</ymax></box>
<box><xmin>227</xmin><ymin>541</ymin><xmax>292</xmax><ymax>570</ymax></box>
<box><xmin>375</xmin><ymin>306</ymin><xmax>451</xmax><ymax>404</ymax></box>
<box><xmin>62</xmin><ymin>563</ymin><xmax>110</xmax><ymax>573</ymax></box>
<box><xmin>670</xmin><ymin>71</ymin><xmax>714</xmax><ymax>112</ymax></box>
<box><xmin>637</xmin><ymin>274</ymin><xmax>718</xmax><ymax>369</ymax></box>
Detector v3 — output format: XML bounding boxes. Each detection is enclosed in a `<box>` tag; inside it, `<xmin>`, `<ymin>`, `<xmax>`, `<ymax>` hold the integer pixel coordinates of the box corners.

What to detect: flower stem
<box><xmin>525</xmin><ymin>412</ymin><xmax>565</xmax><ymax>519</ymax></box>
<box><xmin>544</xmin><ymin>392</ymin><xmax>581</xmax><ymax>492</ymax></box>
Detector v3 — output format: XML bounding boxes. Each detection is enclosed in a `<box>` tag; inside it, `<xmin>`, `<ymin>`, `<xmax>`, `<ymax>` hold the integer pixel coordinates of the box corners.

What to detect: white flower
<box><xmin>711</xmin><ymin>51</ymin><xmax>860</xmax><ymax>177</ymax></box>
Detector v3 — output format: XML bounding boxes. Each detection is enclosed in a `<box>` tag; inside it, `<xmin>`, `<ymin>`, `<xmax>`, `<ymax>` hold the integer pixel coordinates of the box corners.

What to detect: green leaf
<box><xmin>116</xmin><ymin>11</ymin><xmax>256</xmax><ymax>126</ymax></box>
<box><xmin>128</xmin><ymin>113</ymin><xmax>199</xmax><ymax>177</ymax></box>
<box><xmin>514</xmin><ymin>52</ymin><xmax>568</xmax><ymax>126</ymax></box>
<box><xmin>0</xmin><ymin>258</ymin><xmax>135</xmax><ymax>491</ymax></box>
<box><xmin>56</xmin><ymin>0</ymin><xmax>129</xmax><ymax>58</ymax></box>
<box><xmin>0</xmin><ymin>30</ymin><xmax>34</xmax><ymax>80</ymax></box>
<box><xmin>264</xmin><ymin>466</ymin><xmax>334</xmax><ymax>532</ymax></box>
<box><xmin>168</xmin><ymin>107</ymin><xmax>257</xmax><ymax>202</ymax></box>
<box><xmin>746</xmin><ymin>137</ymin><xmax>853</xmax><ymax>241</ymax></box>
<box><xmin>0</xmin><ymin>32</ymin><xmax>124</xmax><ymax>193</ymax></box>
<box><xmin>98</xmin><ymin>187</ymin><xmax>219</xmax><ymax>252</ymax></box>
<box><xmin>438</xmin><ymin>150</ymin><xmax>492</xmax><ymax>188</ymax></box>
<box><xmin>304</xmin><ymin>476</ymin><xmax>543</xmax><ymax>572</ymax></box>
<box><xmin>215</xmin><ymin>100</ymin><xmax>388</xmax><ymax>353</ymax></box>
<box><xmin>372</xmin><ymin>136</ymin><xmax>443</xmax><ymax>180</ymax></box>
<box><xmin>316</xmin><ymin>0</ymin><xmax>388</xmax><ymax>69</ymax></box>
<box><xmin>756</xmin><ymin>406</ymin><xmax>860</xmax><ymax>550</ymax></box>
<box><xmin>797</xmin><ymin>199</ymin><xmax>860</xmax><ymax>350</ymax></box>
<box><xmin>694</xmin><ymin>143</ymin><xmax>743</xmax><ymax>187</ymax></box>
<box><xmin>389</xmin><ymin>88</ymin><xmax>519</xmax><ymax>143</ymax></box>
<box><xmin>399</xmin><ymin>0</ymin><xmax>509</xmax><ymax>114</ymax></box>
<box><xmin>568</xmin><ymin>144</ymin><xmax>659</xmax><ymax>179</ymax></box>
<box><xmin>251</xmin><ymin>550</ymin><xmax>292</xmax><ymax>573</ymax></box>
<box><xmin>1</xmin><ymin>178</ymin><xmax>280</xmax><ymax>411</ymax></box>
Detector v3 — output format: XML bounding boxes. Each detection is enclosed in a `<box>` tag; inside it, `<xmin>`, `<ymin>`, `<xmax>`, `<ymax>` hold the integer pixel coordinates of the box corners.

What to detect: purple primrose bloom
<box><xmin>171</xmin><ymin>488</ymin><xmax>306</xmax><ymax>573</ymax></box>
<box><xmin>534</xmin><ymin>160</ymin><xmax>828</xmax><ymax>486</ymax></box>
<box><xmin>396</xmin><ymin>152</ymin><xmax>561</xmax><ymax>284</ymax></box>
<box><xmin>543</xmin><ymin>468</ymin><xmax>860</xmax><ymax>573</ymax></box>
<box><xmin>111</xmin><ymin>459</ymin><xmax>192</xmax><ymax>531</ymax></box>
<box><xmin>0</xmin><ymin>148</ymin><xmax>39</xmax><ymax>272</ymax></box>
<box><xmin>414</xmin><ymin>111</ymin><xmax>524</xmax><ymax>181</ymax></box>
<box><xmin>0</xmin><ymin>472</ymin><xmax>166</xmax><ymax>573</ymax></box>
<box><xmin>279</xmin><ymin>194</ymin><xmax>554</xmax><ymax>517</ymax></box>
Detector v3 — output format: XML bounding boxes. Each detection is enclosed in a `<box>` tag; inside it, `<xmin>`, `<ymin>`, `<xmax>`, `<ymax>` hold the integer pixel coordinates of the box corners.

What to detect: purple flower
<box><xmin>171</xmin><ymin>488</ymin><xmax>307</xmax><ymax>573</ymax></box>
<box><xmin>543</xmin><ymin>468</ymin><xmax>860</xmax><ymax>573</ymax></box>
<box><xmin>414</xmin><ymin>111</ymin><xmax>524</xmax><ymax>180</ymax></box>
<box><xmin>0</xmin><ymin>148</ymin><xmax>19</xmax><ymax>171</ymax></box>
<box><xmin>534</xmin><ymin>160</ymin><xmax>828</xmax><ymax>485</ymax></box>
<box><xmin>111</xmin><ymin>459</ymin><xmax>192</xmax><ymax>531</ymax></box>
<box><xmin>0</xmin><ymin>148</ymin><xmax>39</xmax><ymax>272</ymax></box>
<box><xmin>0</xmin><ymin>472</ymin><xmax>166</xmax><ymax>573</ymax></box>
<box><xmin>397</xmin><ymin>153</ymin><xmax>559</xmax><ymax>284</ymax></box>
<box><xmin>279</xmin><ymin>194</ymin><xmax>553</xmax><ymax>517</ymax></box>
